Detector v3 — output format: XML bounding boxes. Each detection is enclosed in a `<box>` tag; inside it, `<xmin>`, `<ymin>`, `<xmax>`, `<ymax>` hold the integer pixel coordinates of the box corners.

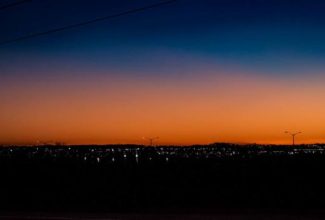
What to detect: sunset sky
<box><xmin>1</xmin><ymin>0</ymin><xmax>325</xmax><ymax>145</ymax></box>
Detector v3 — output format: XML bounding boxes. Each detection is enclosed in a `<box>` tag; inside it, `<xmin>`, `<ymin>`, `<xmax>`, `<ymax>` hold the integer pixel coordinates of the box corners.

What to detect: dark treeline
<box><xmin>1</xmin><ymin>144</ymin><xmax>325</xmax><ymax>213</ymax></box>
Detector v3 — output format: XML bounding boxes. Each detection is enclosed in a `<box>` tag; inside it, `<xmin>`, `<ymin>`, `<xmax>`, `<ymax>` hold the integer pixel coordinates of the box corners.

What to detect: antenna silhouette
<box><xmin>143</xmin><ymin>137</ymin><xmax>159</xmax><ymax>146</ymax></box>
<box><xmin>284</xmin><ymin>131</ymin><xmax>302</xmax><ymax>146</ymax></box>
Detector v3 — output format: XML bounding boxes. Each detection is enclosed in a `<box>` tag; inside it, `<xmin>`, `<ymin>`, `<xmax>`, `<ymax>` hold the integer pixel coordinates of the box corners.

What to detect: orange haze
<box><xmin>1</xmin><ymin>70</ymin><xmax>325</xmax><ymax>145</ymax></box>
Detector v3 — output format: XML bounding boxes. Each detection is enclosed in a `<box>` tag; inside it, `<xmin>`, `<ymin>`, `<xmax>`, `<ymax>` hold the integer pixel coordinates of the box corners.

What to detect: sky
<box><xmin>1</xmin><ymin>0</ymin><xmax>325</xmax><ymax>145</ymax></box>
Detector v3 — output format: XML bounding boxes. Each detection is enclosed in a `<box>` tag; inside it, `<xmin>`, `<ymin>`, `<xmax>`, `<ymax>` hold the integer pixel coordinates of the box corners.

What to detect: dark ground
<box><xmin>2</xmin><ymin>212</ymin><xmax>325</xmax><ymax>220</ymax></box>
<box><xmin>1</xmin><ymin>145</ymin><xmax>325</xmax><ymax>219</ymax></box>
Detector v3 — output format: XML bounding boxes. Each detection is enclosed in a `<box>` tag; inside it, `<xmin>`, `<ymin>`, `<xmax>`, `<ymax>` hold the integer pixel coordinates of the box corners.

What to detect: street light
<box><xmin>143</xmin><ymin>137</ymin><xmax>159</xmax><ymax>146</ymax></box>
<box><xmin>284</xmin><ymin>131</ymin><xmax>302</xmax><ymax>146</ymax></box>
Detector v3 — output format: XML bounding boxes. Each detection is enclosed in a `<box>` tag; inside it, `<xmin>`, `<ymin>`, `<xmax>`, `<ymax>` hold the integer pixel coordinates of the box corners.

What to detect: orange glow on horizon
<box><xmin>1</xmin><ymin>70</ymin><xmax>325</xmax><ymax>146</ymax></box>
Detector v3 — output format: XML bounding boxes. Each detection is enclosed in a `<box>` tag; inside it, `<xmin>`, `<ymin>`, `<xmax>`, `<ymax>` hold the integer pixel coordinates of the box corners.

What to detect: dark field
<box><xmin>1</xmin><ymin>212</ymin><xmax>325</xmax><ymax>220</ymax></box>
<box><xmin>1</xmin><ymin>144</ymin><xmax>325</xmax><ymax>218</ymax></box>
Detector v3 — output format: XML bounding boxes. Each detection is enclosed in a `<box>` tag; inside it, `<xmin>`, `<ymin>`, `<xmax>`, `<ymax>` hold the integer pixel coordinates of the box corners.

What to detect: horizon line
<box><xmin>1</xmin><ymin>142</ymin><xmax>324</xmax><ymax>147</ymax></box>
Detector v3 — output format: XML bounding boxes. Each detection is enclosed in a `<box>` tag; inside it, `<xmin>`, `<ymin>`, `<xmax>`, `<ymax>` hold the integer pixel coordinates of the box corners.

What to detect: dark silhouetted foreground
<box><xmin>1</xmin><ymin>143</ymin><xmax>325</xmax><ymax>216</ymax></box>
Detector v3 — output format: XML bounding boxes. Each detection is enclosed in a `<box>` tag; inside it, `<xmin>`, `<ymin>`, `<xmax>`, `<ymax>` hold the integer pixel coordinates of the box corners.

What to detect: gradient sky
<box><xmin>1</xmin><ymin>0</ymin><xmax>325</xmax><ymax>145</ymax></box>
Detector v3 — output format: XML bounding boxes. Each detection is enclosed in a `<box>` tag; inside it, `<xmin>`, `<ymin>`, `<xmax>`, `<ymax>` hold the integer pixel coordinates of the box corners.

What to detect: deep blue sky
<box><xmin>1</xmin><ymin>0</ymin><xmax>325</xmax><ymax>76</ymax></box>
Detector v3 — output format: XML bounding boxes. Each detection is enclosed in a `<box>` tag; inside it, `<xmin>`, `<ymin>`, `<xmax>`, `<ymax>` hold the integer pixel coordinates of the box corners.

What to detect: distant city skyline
<box><xmin>1</xmin><ymin>0</ymin><xmax>325</xmax><ymax>145</ymax></box>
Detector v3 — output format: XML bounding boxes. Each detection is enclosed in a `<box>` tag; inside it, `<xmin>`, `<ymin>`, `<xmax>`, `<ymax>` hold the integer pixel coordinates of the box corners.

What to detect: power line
<box><xmin>0</xmin><ymin>0</ymin><xmax>31</xmax><ymax>11</ymax></box>
<box><xmin>0</xmin><ymin>0</ymin><xmax>177</xmax><ymax>46</ymax></box>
